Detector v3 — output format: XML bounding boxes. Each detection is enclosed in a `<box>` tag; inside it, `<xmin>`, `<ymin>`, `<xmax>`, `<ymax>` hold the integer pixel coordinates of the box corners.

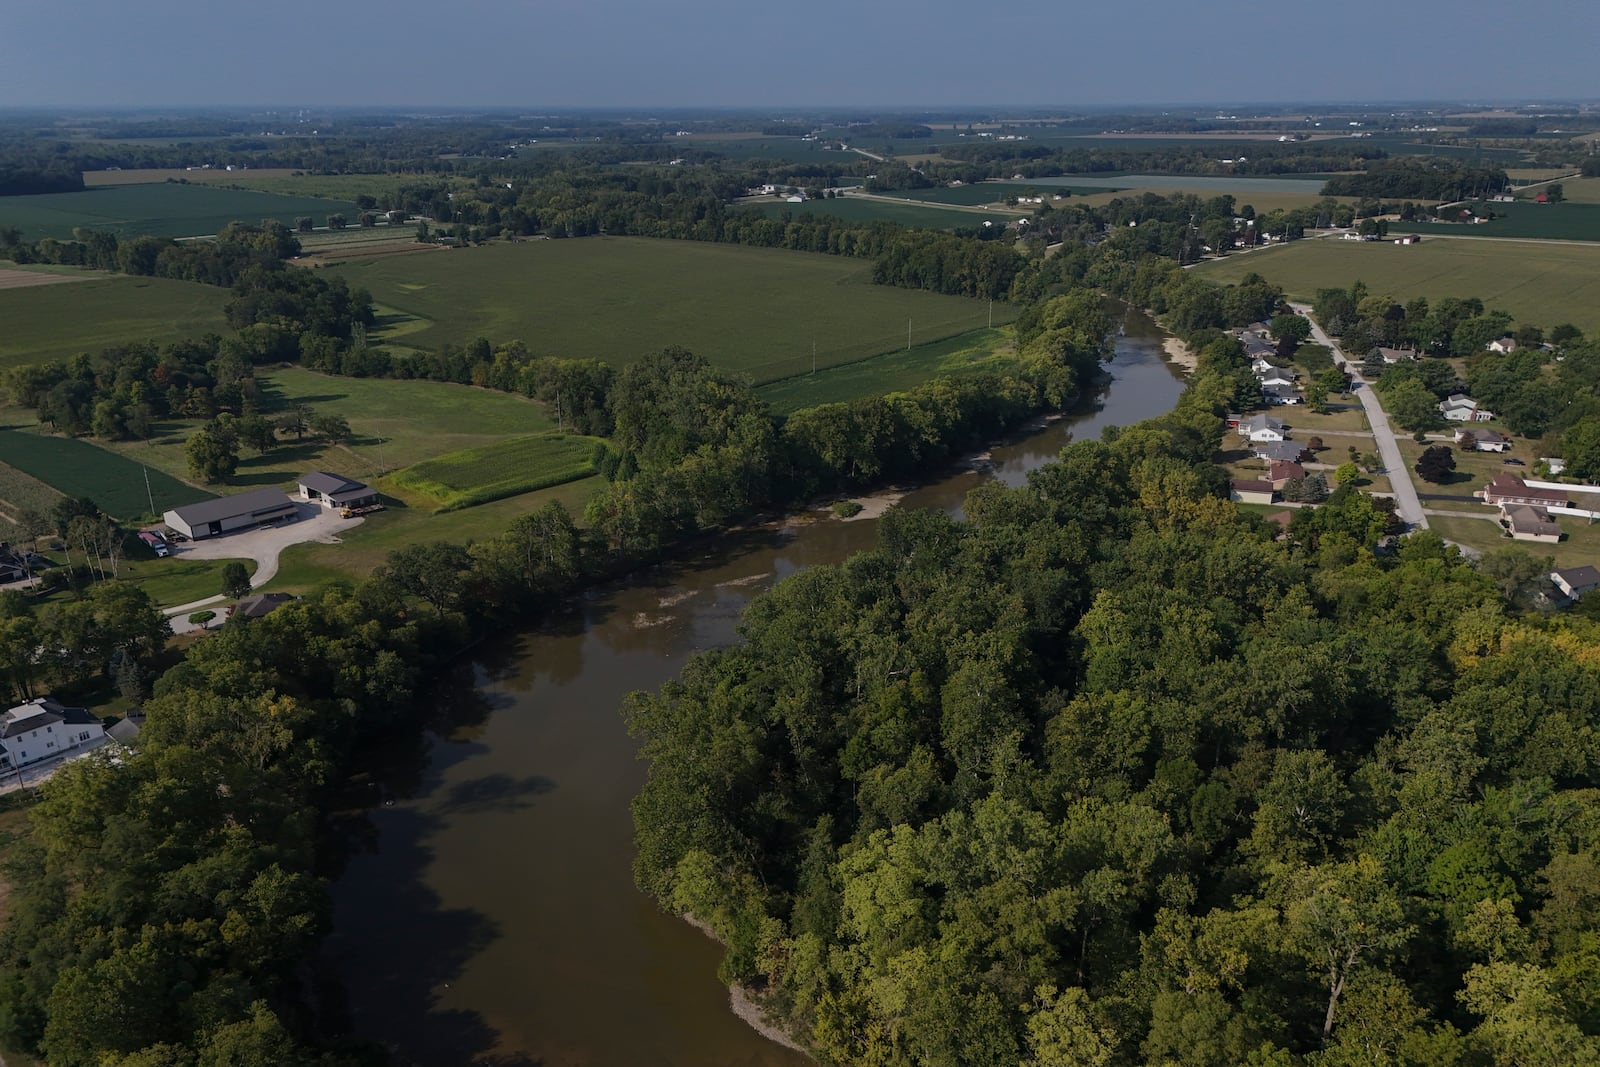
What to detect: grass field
<box><xmin>0</xmin><ymin>183</ymin><xmax>363</xmax><ymax>241</ymax></box>
<box><xmin>391</xmin><ymin>433</ymin><xmax>601</xmax><ymax>511</ymax></box>
<box><xmin>757</xmin><ymin>327</ymin><xmax>1017</xmax><ymax>413</ymax></box>
<box><xmin>85</xmin><ymin>169</ymin><xmax>438</xmax><ymax>204</ymax></box>
<box><xmin>746</xmin><ymin>196</ymin><xmax>1023</xmax><ymax>231</ymax></box>
<box><xmin>0</xmin><ymin>270</ymin><xmax>229</xmax><ymax>369</ymax></box>
<box><xmin>67</xmin><ymin>367</ymin><xmax>558</xmax><ymax>500</ymax></box>
<box><xmin>1391</xmin><ymin>201</ymin><xmax>1600</xmax><ymax>242</ymax></box>
<box><xmin>118</xmin><ymin>554</ymin><xmax>255</xmax><ymax>609</ymax></box>
<box><xmin>1193</xmin><ymin>238</ymin><xmax>1600</xmax><ymax>333</ymax></box>
<box><xmin>1428</xmin><ymin>513</ymin><xmax>1600</xmax><ymax>570</ymax></box>
<box><xmin>324</xmin><ymin>237</ymin><xmax>1018</xmax><ymax>383</ymax></box>
<box><xmin>0</xmin><ymin>426</ymin><xmax>213</xmax><ymax>520</ymax></box>
<box><xmin>875</xmin><ymin>183</ymin><xmax>1112</xmax><ymax>206</ymax></box>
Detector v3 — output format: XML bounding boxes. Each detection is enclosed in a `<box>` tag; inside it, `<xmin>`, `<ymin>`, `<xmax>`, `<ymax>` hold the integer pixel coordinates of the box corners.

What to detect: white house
<box><xmin>1487</xmin><ymin>337</ymin><xmax>1519</xmax><ymax>354</ymax></box>
<box><xmin>1374</xmin><ymin>347</ymin><xmax>1415</xmax><ymax>364</ymax></box>
<box><xmin>1257</xmin><ymin>368</ymin><xmax>1297</xmax><ymax>388</ymax></box>
<box><xmin>1455</xmin><ymin>428</ymin><xmax>1510</xmax><ymax>452</ymax></box>
<box><xmin>1440</xmin><ymin>394</ymin><xmax>1494</xmax><ymax>422</ymax></box>
<box><xmin>298</xmin><ymin>472</ymin><xmax>378</xmax><ymax>510</ymax></box>
<box><xmin>1240</xmin><ymin>414</ymin><xmax>1287</xmax><ymax>443</ymax></box>
<box><xmin>0</xmin><ymin>699</ymin><xmax>105</xmax><ymax>770</ymax></box>
<box><xmin>1263</xmin><ymin>383</ymin><xmax>1303</xmax><ymax>406</ymax></box>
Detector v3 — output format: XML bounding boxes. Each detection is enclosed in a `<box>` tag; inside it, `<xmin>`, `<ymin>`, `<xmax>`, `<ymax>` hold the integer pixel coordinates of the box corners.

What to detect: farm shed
<box><xmin>164</xmin><ymin>488</ymin><xmax>296</xmax><ymax>541</ymax></box>
<box><xmin>298</xmin><ymin>471</ymin><xmax>377</xmax><ymax>509</ymax></box>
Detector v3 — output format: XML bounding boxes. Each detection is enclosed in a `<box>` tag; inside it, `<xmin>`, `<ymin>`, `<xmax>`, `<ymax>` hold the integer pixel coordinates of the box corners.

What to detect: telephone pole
<box><xmin>907</xmin><ymin>317</ymin><xmax>912</xmax><ymax>351</ymax></box>
<box><xmin>142</xmin><ymin>466</ymin><xmax>156</xmax><ymax>517</ymax></box>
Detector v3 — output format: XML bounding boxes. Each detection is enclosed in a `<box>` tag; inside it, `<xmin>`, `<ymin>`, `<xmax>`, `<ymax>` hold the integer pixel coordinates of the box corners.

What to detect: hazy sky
<box><xmin>2</xmin><ymin>0</ymin><xmax>1594</xmax><ymax>109</ymax></box>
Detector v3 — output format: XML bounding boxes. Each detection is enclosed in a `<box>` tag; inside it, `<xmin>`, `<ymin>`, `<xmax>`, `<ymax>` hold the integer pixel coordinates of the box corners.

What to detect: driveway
<box><xmin>163</xmin><ymin>502</ymin><xmax>364</xmax><ymax>630</ymax></box>
<box><xmin>1290</xmin><ymin>303</ymin><xmax>1429</xmax><ymax>531</ymax></box>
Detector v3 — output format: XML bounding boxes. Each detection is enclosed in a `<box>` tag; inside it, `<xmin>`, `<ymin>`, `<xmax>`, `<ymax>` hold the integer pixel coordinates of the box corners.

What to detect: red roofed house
<box><xmin>1479</xmin><ymin>474</ymin><xmax>1569</xmax><ymax>509</ymax></box>
<box><xmin>1268</xmin><ymin>460</ymin><xmax>1305</xmax><ymax>491</ymax></box>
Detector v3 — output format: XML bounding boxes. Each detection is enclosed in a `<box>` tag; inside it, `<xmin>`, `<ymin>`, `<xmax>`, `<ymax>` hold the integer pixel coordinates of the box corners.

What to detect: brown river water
<box><xmin>323</xmin><ymin>308</ymin><xmax>1185</xmax><ymax>1066</ymax></box>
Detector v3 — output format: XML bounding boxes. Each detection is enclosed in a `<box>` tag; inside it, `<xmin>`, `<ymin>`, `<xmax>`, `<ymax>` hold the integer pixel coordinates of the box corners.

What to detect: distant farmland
<box><xmin>745</xmin><ymin>197</ymin><xmax>1023</xmax><ymax>231</ymax></box>
<box><xmin>1391</xmin><ymin>201</ymin><xmax>1600</xmax><ymax>242</ymax></box>
<box><xmin>1194</xmin><ymin>237</ymin><xmax>1600</xmax><ymax>333</ymax></box>
<box><xmin>0</xmin><ymin>183</ymin><xmax>362</xmax><ymax>241</ymax></box>
<box><xmin>326</xmin><ymin>237</ymin><xmax>1017</xmax><ymax>383</ymax></box>
<box><xmin>0</xmin><ymin>272</ymin><xmax>229</xmax><ymax>369</ymax></box>
<box><xmin>0</xmin><ymin>427</ymin><xmax>213</xmax><ymax>520</ymax></box>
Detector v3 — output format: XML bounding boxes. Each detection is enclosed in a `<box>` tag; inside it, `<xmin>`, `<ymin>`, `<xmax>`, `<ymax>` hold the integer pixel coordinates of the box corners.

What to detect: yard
<box><xmin>0</xmin><ymin>183</ymin><xmax>364</xmax><ymax>241</ymax></box>
<box><xmin>1427</xmin><ymin>513</ymin><xmax>1600</xmax><ymax>571</ymax></box>
<box><xmin>323</xmin><ymin>237</ymin><xmax>1017</xmax><ymax>383</ymax></box>
<box><xmin>1400</xmin><ymin>438</ymin><xmax>1537</xmax><ymax>509</ymax></box>
<box><xmin>0</xmin><ymin>269</ymin><xmax>230</xmax><ymax>370</ymax></box>
<box><xmin>1194</xmin><ymin>237</ymin><xmax>1600</xmax><ymax>335</ymax></box>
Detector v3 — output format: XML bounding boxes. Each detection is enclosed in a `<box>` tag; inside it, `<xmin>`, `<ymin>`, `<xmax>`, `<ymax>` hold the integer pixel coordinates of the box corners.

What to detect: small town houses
<box><xmin>1440</xmin><ymin>394</ymin><xmax>1495</xmax><ymax>423</ymax></box>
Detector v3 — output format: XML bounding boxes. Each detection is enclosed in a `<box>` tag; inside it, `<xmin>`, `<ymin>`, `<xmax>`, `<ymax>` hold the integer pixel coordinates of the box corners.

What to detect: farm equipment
<box><xmin>340</xmin><ymin>503</ymin><xmax>386</xmax><ymax>519</ymax></box>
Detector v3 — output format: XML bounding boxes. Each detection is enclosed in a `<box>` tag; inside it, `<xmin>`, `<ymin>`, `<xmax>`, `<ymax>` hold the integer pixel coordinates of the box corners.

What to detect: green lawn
<box><xmin>323</xmin><ymin>237</ymin><xmax>1017</xmax><ymax>383</ymax></box>
<box><xmin>1194</xmin><ymin>238</ymin><xmax>1600</xmax><ymax>334</ymax></box>
<box><xmin>746</xmin><ymin>197</ymin><xmax>1024</xmax><ymax>231</ymax></box>
<box><xmin>0</xmin><ymin>270</ymin><xmax>229</xmax><ymax>369</ymax></box>
<box><xmin>0</xmin><ymin>183</ymin><xmax>363</xmax><ymax>241</ymax></box>
<box><xmin>70</xmin><ymin>368</ymin><xmax>558</xmax><ymax>498</ymax></box>
<box><xmin>117</xmin><ymin>554</ymin><xmax>255</xmax><ymax>609</ymax></box>
<box><xmin>757</xmin><ymin>327</ymin><xmax>1017</xmax><ymax>413</ymax></box>
<box><xmin>1401</xmin><ymin>438</ymin><xmax>1541</xmax><ymax>508</ymax></box>
<box><xmin>1427</xmin><ymin>513</ymin><xmax>1600</xmax><ymax>570</ymax></box>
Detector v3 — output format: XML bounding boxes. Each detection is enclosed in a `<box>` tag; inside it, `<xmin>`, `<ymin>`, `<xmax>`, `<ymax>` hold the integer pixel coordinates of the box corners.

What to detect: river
<box><xmin>324</xmin><ymin>307</ymin><xmax>1186</xmax><ymax>1067</ymax></box>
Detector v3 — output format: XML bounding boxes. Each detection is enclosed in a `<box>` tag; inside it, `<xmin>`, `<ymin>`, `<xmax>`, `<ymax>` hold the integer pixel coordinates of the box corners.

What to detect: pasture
<box><xmin>746</xmin><ymin>196</ymin><xmax>1023</xmax><ymax>231</ymax></box>
<box><xmin>1390</xmin><ymin>201</ymin><xmax>1600</xmax><ymax>242</ymax></box>
<box><xmin>0</xmin><ymin>426</ymin><xmax>213</xmax><ymax>520</ymax></box>
<box><xmin>391</xmin><ymin>433</ymin><xmax>601</xmax><ymax>511</ymax></box>
<box><xmin>0</xmin><ymin>271</ymin><xmax>229</xmax><ymax>369</ymax></box>
<box><xmin>0</xmin><ymin>183</ymin><xmax>363</xmax><ymax>241</ymax></box>
<box><xmin>325</xmin><ymin>237</ymin><xmax>1017</xmax><ymax>383</ymax></box>
<box><xmin>1193</xmin><ymin>237</ymin><xmax>1600</xmax><ymax>334</ymax></box>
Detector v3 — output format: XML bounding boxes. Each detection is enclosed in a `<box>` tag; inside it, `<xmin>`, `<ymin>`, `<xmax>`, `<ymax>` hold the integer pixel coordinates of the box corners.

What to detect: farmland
<box><xmin>757</xmin><ymin>327</ymin><xmax>1016</xmax><ymax>413</ymax></box>
<box><xmin>83</xmin><ymin>168</ymin><xmax>433</xmax><ymax>204</ymax></box>
<box><xmin>325</xmin><ymin>237</ymin><xmax>1016</xmax><ymax>382</ymax></box>
<box><xmin>1390</xmin><ymin>201</ymin><xmax>1600</xmax><ymax>242</ymax></box>
<box><xmin>871</xmin><ymin>183</ymin><xmax>1111</xmax><ymax>206</ymax></box>
<box><xmin>1193</xmin><ymin>237</ymin><xmax>1600</xmax><ymax>334</ymax></box>
<box><xmin>745</xmin><ymin>196</ymin><xmax>1022</xmax><ymax>231</ymax></box>
<box><xmin>0</xmin><ymin>426</ymin><xmax>213</xmax><ymax>520</ymax></box>
<box><xmin>392</xmin><ymin>432</ymin><xmax>601</xmax><ymax>511</ymax></box>
<box><xmin>0</xmin><ymin>270</ymin><xmax>230</xmax><ymax>369</ymax></box>
<box><xmin>0</xmin><ymin>183</ymin><xmax>363</xmax><ymax>241</ymax></box>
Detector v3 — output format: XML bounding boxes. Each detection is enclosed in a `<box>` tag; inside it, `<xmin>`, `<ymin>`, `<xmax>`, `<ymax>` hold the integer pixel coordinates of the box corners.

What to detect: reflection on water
<box><xmin>324</xmin><ymin>308</ymin><xmax>1185</xmax><ymax>1067</ymax></box>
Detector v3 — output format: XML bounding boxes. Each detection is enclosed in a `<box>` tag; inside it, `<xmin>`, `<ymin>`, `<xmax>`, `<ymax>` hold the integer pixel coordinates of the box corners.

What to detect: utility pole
<box><xmin>812</xmin><ymin>340</ymin><xmax>816</xmax><ymax>375</ymax></box>
<box><xmin>907</xmin><ymin>317</ymin><xmax>912</xmax><ymax>351</ymax></box>
<box><xmin>143</xmin><ymin>466</ymin><xmax>156</xmax><ymax>518</ymax></box>
<box><xmin>988</xmin><ymin>300</ymin><xmax>993</xmax><ymax>329</ymax></box>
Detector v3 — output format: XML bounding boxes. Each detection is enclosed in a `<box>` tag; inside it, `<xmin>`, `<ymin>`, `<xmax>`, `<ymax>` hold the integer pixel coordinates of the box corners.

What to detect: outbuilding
<box><xmin>298</xmin><ymin>472</ymin><xmax>378</xmax><ymax>510</ymax></box>
<box><xmin>163</xmin><ymin>488</ymin><xmax>297</xmax><ymax>541</ymax></box>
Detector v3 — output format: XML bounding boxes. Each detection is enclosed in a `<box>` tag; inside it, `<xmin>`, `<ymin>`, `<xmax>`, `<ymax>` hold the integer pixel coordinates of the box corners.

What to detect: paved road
<box><xmin>1291</xmin><ymin>303</ymin><xmax>1429</xmax><ymax>530</ymax></box>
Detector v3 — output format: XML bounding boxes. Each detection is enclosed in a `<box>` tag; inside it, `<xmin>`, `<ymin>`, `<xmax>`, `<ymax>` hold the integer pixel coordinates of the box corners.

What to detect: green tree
<box><xmin>185</xmin><ymin>426</ymin><xmax>238</xmax><ymax>484</ymax></box>
<box><xmin>221</xmin><ymin>561</ymin><xmax>252</xmax><ymax>599</ymax></box>
<box><xmin>309</xmin><ymin>412</ymin><xmax>351</xmax><ymax>444</ymax></box>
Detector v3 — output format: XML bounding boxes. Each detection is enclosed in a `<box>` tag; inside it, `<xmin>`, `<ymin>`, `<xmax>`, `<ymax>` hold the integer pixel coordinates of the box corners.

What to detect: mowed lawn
<box><xmin>0</xmin><ymin>183</ymin><xmax>362</xmax><ymax>241</ymax></box>
<box><xmin>67</xmin><ymin>368</ymin><xmax>555</xmax><ymax>503</ymax></box>
<box><xmin>1194</xmin><ymin>238</ymin><xmax>1600</xmax><ymax>334</ymax></box>
<box><xmin>0</xmin><ymin>270</ymin><xmax>229</xmax><ymax>369</ymax></box>
<box><xmin>324</xmin><ymin>237</ymin><xmax>1018</xmax><ymax>383</ymax></box>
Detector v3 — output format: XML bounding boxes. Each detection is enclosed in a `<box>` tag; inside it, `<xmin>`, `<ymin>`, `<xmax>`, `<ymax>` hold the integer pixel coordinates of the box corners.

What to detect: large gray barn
<box><xmin>163</xmin><ymin>489</ymin><xmax>297</xmax><ymax>541</ymax></box>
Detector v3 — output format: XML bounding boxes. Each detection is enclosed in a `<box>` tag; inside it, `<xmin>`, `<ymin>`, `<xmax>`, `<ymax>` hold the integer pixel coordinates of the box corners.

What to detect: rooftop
<box><xmin>166</xmin><ymin>488</ymin><xmax>296</xmax><ymax>527</ymax></box>
<box><xmin>298</xmin><ymin>471</ymin><xmax>368</xmax><ymax>495</ymax></box>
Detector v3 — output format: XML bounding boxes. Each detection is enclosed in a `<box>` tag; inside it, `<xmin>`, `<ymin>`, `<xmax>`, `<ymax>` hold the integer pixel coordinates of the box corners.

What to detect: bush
<box><xmin>832</xmin><ymin>500</ymin><xmax>864</xmax><ymax>518</ymax></box>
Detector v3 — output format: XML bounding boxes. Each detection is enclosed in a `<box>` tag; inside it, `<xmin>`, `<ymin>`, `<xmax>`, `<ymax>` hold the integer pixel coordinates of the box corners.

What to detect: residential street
<box><xmin>1290</xmin><ymin>303</ymin><xmax>1430</xmax><ymax>531</ymax></box>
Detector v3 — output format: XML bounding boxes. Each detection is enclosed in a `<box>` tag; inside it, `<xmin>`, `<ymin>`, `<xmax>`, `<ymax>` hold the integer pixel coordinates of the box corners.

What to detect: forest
<box><xmin>628</xmin><ymin>369</ymin><xmax>1600</xmax><ymax>1067</ymax></box>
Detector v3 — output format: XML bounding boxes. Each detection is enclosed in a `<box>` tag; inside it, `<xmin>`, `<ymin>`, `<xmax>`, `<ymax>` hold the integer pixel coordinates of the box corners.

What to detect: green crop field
<box><xmin>0</xmin><ymin>183</ymin><xmax>363</xmax><ymax>241</ymax></box>
<box><xmin>0</xmin><ymin>271</ymin><xmax>229</xmax><ymax>369</ymax></box>
<box><xmin>0</xmin><ymin>426</ymin><xmax>213</xmax><ymax>520</ymax></box>
<box><xmin>85</xmin><ymin>169</ymin><xmax>434</xmax><ymax>204</ymax></box>
<box><xmin>391</xmin><ymin>432</ymin><xmax>601</xmax><ymax>511</ymax></box>
<box><xmin>1391</xmin><ymin>201</ymin><xmax>1600</xmax><ymax>242</ymax></box>
<box><xmin>757</xmin><ymin>327</ymin><xmax>1017</xmax><ymax>413</ymax></box>
<box><xmin>1193</xmin><ymin>237</ymin><xmax>1600</xmax><ymax>334</ymax></box>
<box><xmin>0</xmin><ymin>461</ymin><xmax>65</xmax><ymax>526</ymax></box>
<box><xmin>746</xmin><ymin>196</ymin><xmax>1023</xmax><ymax>231</ymax></box>
<box><xmin>325</xmin><ymin>237</ymin><xmax>1017</xmax><ymax>383</ymax></box>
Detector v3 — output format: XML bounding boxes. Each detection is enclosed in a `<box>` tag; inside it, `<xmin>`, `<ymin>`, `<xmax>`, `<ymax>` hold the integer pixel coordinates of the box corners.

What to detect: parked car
<box><xmin>1503</xmin><ymin>458</ymin><xmax>1526</xmax><ymax>466</ymax></box>
<box><xmin>137</xmin><ymin>530</ymin><xmax>170</xmax><ymax>557</ymax></box>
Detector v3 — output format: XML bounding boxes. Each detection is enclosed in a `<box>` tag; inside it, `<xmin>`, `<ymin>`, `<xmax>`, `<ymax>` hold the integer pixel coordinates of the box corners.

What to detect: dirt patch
<box><xmin>1162</xmin><ymin>336</ymin><xmax>1198</xmax><ymax>371</ymax></box>
<box><xmin>0</xmin><ymin>269</ymin><xmax>87</xmax><ymax>291</ymax></box>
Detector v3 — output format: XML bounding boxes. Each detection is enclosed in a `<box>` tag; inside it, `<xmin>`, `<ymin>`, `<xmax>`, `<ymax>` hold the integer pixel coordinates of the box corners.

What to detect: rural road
<box><xmin>1291</xmin><ymin>303</ymin><xmax>1429</xmax><ymax>531</ymax></box>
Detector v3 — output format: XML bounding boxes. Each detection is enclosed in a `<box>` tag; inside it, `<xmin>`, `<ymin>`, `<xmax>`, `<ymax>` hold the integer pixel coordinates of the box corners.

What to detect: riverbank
<box><xmin>1162</xmin><ymin>334</ymin><xmax>1197</xmax><ymax>371</ymax></box>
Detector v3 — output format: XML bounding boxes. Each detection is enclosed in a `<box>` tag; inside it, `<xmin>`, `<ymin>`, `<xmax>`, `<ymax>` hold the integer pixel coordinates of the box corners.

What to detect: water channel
<box><xmin>325</xmin><ymin>307</ymin><xmax>1187</xmax><ymax>1067</ymax></box>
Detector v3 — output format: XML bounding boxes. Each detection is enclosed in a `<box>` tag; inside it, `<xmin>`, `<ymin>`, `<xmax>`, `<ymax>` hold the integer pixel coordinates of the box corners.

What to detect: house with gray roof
<box><xmin>163</xmin><ymin>488</ymin><xmax>297</xmax><ymax>541</ymax></box>
<box><xmin>1</xmin><ymin>698</ymin><xmax>104</xmax><ymax>770</ymax></box>
<box><xmin>1552</xmin><ymin>566</ymin><xmax>1600</xmax><ymax>600</ymax></box>
<box><xmin>297</xmin><ymin>472</ymin><xmax>378</xmax><ymax>510</ymax></box>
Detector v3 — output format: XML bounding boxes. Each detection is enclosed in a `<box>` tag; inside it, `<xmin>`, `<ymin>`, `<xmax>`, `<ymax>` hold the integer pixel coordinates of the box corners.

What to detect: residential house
<box><xmin>1394</xmin><ymin>234</ymin><xmax>1422</xmax><ymax>245</ymax></box>
<box><xmin>1242</xmin><ymin>336</ymin><xmax>1277</xmax><ymax>360</ymax></box>
<box><xmin>0</xmin><ymin>699</ymin><xmax>105</xmax><ymax>770</ymax></box>
<box><xmin>1544</xmin><ymin>457</ymin><xmax>1567</xmax><ymax>475</ymax></box>
<box><xmin>1257</xmin><ymin>367</ymin><xmax>1298</xmax><ymax>388</ymax></box>
<box><xmin>1240</xmin><ymin>414</ymin><xmax>1287</xmax><ymax>443</ymax></box>
<box><xmin>1254</xmin><ymin>440</ymin><xmax>1310</xmax><ymax>463</ymax></box>
<box><xmin>229</xmin><ymin>592</ymin><xmax>296</xmax><ymax>622</ymax></box>
<box><xmin>1479</xmin><ymin>474</ymin><xmax>1569</xmax><ymax>509</ymax></box>
<box><xmin>1552</xmin><ymin>565</ymin><xmax>1600</xmax><ymax>600</ymax></box>
<box><xmin>1487</xmin><ymin>337</ymin><xmax>1519</xmax><ymax>354</ymax></box>
<box><xmin>1504</xmin><ymin>505</ymin><xmax>1562</xmax><ymax>543</ymax></box>
<box><xmin>1440</xmin><ymin>394</ymin><xmax>1495</xmax><ymax>422</ymax></box>
<box><xmin>1230</xmin><ymin>479</ymin><xmax>1276</xmax><ymax>505</ymax></box>
<box><xmin>1455</xmin><ymin>428</ymin><xmax>1510</xmax><ymax>452</ymax></box>
<box><xmin>1263</xmin><ymin>383</ymin><xmax>1303</xmax><ymax>406</ymax></box>
<box><xmin>107</xmin><ymin>715</ymin><xmax>144</xmax><ymax>747</ymax></box>
<box><xmin>1374</xmin><ymin>347</ymin><xmax>1416</xmax><ymax>364</ymax></box>
<box><xmin>1249</xmin><ymin>355</ymin><xmax>1278</xmax><ymax>375</ymax></box>
<box><xmin>1268</xmin><ymin>460</ymin><xmax>1305</xmax><ymax>490</ymax></box>
<box><xmin>0</xmin><ymin>543</ymin><xmax>33</xmax><ymax>584</ymax></box>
